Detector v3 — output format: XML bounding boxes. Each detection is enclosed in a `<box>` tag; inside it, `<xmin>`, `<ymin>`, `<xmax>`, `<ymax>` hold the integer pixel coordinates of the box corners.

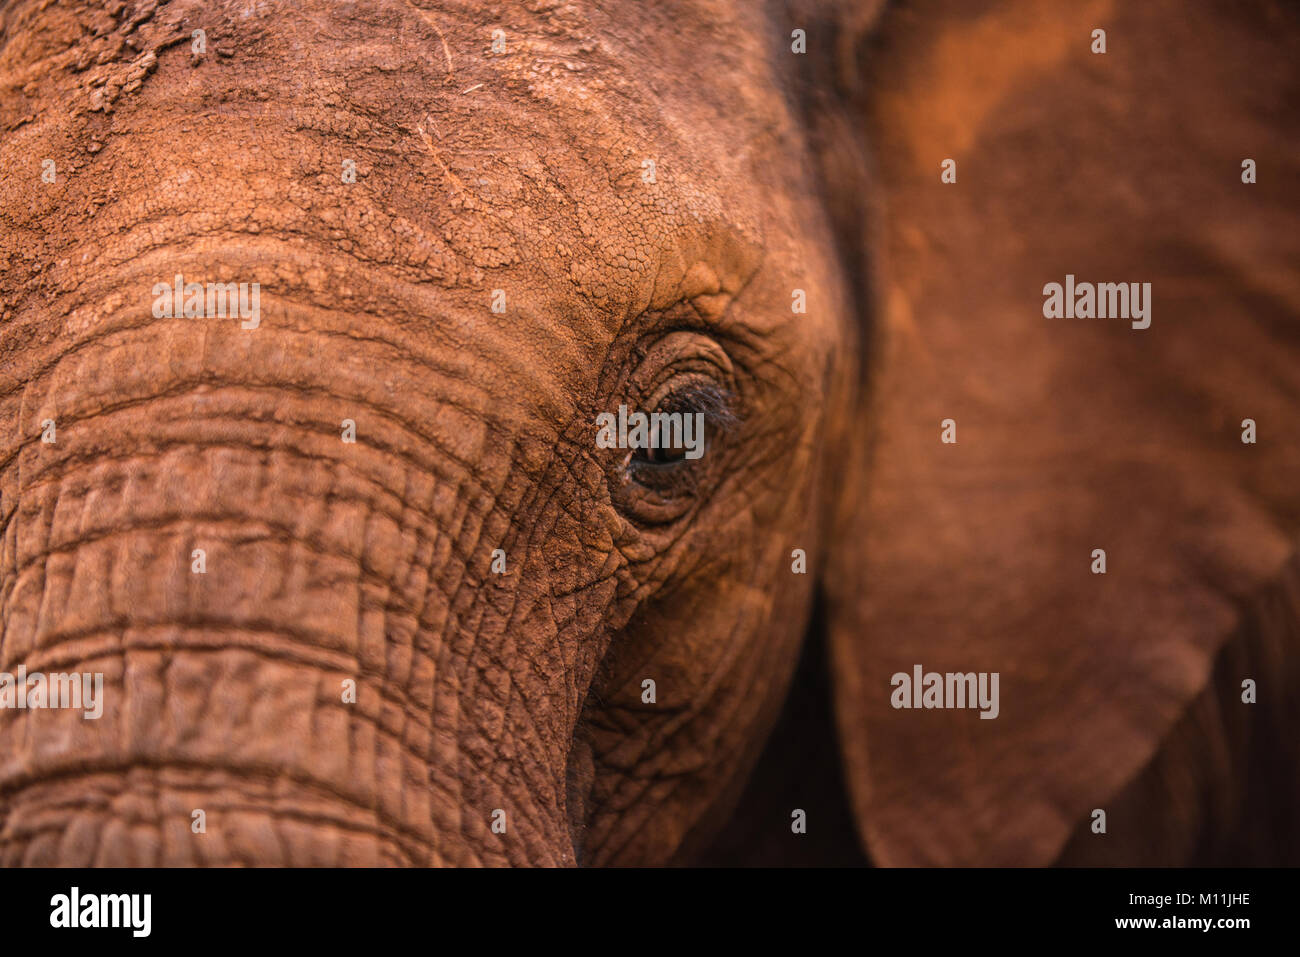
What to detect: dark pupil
<box><xmin>645</xmin><ymin>438</ymin><xmax>687</xmax><ymax>464</ymax></box>
<box><xmin>636</xmin><ymin>409</ymin><xmax>694</xmax><ymax>464</ymax></box>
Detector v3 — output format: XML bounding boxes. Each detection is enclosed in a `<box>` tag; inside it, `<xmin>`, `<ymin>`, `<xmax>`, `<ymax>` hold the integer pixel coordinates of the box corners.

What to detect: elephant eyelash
<box><xmin>657</xmin><ymin>381</ymin><xmax>740</xmax><ymax>430</ymax></box>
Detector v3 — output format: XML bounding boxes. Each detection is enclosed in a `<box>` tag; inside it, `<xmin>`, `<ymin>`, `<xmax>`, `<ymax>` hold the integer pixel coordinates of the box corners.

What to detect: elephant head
<box><xmin>0</xmin><ymin>0</ymin><xmax>1297</xmax><ymax>867</ymax></box>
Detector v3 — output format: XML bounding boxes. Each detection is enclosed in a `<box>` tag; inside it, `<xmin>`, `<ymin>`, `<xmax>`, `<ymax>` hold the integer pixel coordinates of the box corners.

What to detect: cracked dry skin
<box><xmin>3</xmin><ymin>0</ymin><xmax>1300</xmax><ymax>869</ymax></box>
<box><xmin>0</xmin><ymin>0</ymin><xmax>855</xmax><ymax>865</ymax></box>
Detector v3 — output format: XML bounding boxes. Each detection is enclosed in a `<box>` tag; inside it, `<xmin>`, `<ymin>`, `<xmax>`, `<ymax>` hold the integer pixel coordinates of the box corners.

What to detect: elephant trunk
<box><xmin>0</xmin><ymin>293</ymin><xmax>575</xmax><ymax>866</ymax></box>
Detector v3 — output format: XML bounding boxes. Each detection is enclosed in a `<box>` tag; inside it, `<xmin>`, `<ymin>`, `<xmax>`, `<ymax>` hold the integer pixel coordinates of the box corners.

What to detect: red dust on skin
<box><xmin>0</xmin><ymin>0</ymin><xmax>853</xmax><ymax>866</ymax></box>
<box><xmin>2</xmin><ymin>0</ymin><xmax>1299</xmax><ymax>869</ymax></box>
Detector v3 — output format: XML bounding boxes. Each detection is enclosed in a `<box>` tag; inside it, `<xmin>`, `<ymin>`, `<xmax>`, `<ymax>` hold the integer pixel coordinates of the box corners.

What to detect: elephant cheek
<box><xmin>0</xmin><ymin>327</ymin><xmax>575</xmax><ymax>867</ymax></box>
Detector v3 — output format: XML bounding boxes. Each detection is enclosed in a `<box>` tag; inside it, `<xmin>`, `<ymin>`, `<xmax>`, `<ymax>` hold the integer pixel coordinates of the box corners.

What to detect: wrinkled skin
<box><xmin>0</xmin><ymin>0</ymin><xmax>854</xmax><ymax>866</ymax></box>
<box><xmin>2</xmin><ymin>0</ymin><xmax>1298</xmax><ymax>868</ymax></box>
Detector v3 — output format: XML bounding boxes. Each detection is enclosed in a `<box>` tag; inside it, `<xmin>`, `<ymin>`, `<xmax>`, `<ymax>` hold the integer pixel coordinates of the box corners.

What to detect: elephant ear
<box><xmin>817</xmin><ymin>0</ymin><xmax>1300</xmax><ymax>865</ymax></box>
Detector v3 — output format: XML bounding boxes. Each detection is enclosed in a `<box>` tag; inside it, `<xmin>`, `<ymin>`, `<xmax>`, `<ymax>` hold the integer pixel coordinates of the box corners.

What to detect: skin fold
<box><xmin>0</xmin><ymin>0</ymin><xmax>1297</xmax><ymax>867</ymax></box>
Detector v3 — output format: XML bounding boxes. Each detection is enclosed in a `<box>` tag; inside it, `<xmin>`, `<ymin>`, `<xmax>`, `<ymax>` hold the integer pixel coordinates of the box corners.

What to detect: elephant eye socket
<box><xmin>606</xmin><ymin>376</ymin><xmax>739</xmax><ymax>525</ymax></box>
<box><xmin>599</xmin><ymin>330</ymin><xmax>741</xmax><ymax>525</ymax></box>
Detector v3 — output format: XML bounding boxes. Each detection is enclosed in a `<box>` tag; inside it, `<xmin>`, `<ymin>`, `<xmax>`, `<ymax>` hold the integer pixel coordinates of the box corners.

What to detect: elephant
<box><xmin>0</xmin><ymin>0</ymin><xmax>1296</xmax><ymax>867</ymax></box>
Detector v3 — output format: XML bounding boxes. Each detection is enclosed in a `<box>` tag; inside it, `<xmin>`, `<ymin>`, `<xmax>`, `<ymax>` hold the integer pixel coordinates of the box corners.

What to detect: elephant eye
<box><xmin>600</xmin><ymin>331</ymin><xmax>741</xmax><ymax>525</ymax></box>
<box><xmin>627</xmin><ymin>381</ymin><xmax>736</xmax><ymax>473</ymax></box>
<box><xmin>632</xmin><ymin>441</ymin><xmax>688</xmax><ymax>466</ymax></box>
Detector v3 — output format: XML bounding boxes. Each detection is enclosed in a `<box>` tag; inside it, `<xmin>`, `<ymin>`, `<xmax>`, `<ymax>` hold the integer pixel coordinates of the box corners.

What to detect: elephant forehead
<box><xmin>4</xmin><ymin>0</ymin><xmax>842</xmax><ymax>444</ymax></box>
<box><xmin>270</xmin><ymin>0</ymin><xmax>782</xmax><ymax>322</ymax></box>
<box><xmin>5</xmin><ymin>0</ymin><xmax>829</xmax><ymax>379</ymax></box>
